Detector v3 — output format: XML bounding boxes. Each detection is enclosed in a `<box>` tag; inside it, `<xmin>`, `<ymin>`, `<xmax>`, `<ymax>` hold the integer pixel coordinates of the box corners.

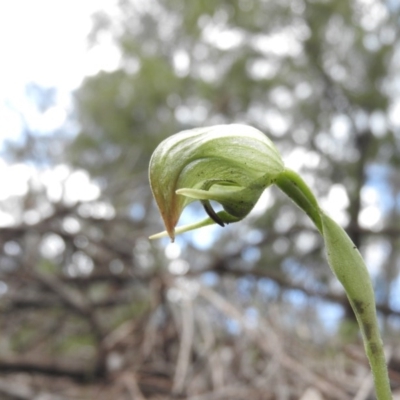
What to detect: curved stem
<box><xmin>275</xmin><ymin>169</ymin><xmax>391</xmax><ymax>399</ymax></box>
<box><xmin>275</xmin><ymin>169</ymin><xmax>322</xmax><ymax>233</ymax></box>
<box><xmin>321</xmin><ymin>213</ymin><xmax>391</xmax><ymax>400</ymax></box>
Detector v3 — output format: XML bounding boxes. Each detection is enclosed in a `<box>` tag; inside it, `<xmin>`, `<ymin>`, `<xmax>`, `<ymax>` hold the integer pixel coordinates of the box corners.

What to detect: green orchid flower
<box><xmin>149</xmin><ymin>124</ymin><xmax>284</xmax><ymax>240</ymax></box>
<box><xmin>148</xmin><ymin>124</ymin><xmax>391</xmax><ymax>399</ymax></box>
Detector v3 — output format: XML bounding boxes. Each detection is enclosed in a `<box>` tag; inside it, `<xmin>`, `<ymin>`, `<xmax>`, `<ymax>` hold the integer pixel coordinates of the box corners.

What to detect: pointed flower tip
<box><xmin>149</xmin><ymin>124</ymin><xmax>284</xmax><ymax>239</ymax></box>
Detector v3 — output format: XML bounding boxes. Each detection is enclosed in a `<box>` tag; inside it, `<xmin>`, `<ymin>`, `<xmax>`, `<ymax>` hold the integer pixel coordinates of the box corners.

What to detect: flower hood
<box><xmin>149</xmin><ymin>124</ymin><xmax>284</xmax><ymax>240</ymax></box>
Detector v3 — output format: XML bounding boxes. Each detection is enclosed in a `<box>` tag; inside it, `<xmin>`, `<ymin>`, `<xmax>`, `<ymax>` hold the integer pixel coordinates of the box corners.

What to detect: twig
<box><xmin>187</xmin><ymin>386</ymin><xmax>262</xmax><ymax>400</ymax></box>
<box><xmin>0</xmin><ymin>356</ymin><xmax>103</xmax><ymax>382</ymax></box>
<box><xmin>120</xmin><ymin>372</ymin><xmax>147</xmax><ymax>400</ymax></box>
<box><xmin>172</xmin><ymin>296</ymin><xmax>194</xmax><ymax>395</ymax></box>
<box><xmin>0</xmin><ymin>377</ymin><xmax>68</xmax><ymax>400</ymax></box>
<box><xmin>198</xmin><ymin>285</ymin><xmax>352</xmax><ymax>400</ymax></box>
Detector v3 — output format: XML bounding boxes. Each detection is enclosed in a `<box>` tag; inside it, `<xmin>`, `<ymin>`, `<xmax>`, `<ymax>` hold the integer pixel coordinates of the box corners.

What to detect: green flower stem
<box><xmin>276</xmin><ymin>169</ymin><xmax>391</xmax><ymax>399</ymax></box>
<box><xmin>275</xmin><ymin>169</ymin><xmax>323</xmax><ymax>233</ymax></box>
<box><xmin>321</xmin><ymin>214</ymin><xmax>391</xmax><ymax>400</ymax></box>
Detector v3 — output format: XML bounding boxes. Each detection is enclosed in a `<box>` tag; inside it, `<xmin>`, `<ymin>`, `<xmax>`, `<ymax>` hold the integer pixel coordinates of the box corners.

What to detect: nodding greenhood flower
<box><xmin>149</xmin><ymin>124</ymin><xmax>392</xmax><ymax>399</ymax></box>
<box><xmin>149</xmin><ymin>124</ymin><xmax>284</xmax><ymax>241</ymax></box>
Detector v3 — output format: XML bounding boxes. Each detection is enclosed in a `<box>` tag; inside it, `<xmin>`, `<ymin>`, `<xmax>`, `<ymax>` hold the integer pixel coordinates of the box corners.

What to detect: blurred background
<box><xmin>1</xmin><ymin>0</ymin><xmax>400</xmax><ymax>399</ymax></box>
